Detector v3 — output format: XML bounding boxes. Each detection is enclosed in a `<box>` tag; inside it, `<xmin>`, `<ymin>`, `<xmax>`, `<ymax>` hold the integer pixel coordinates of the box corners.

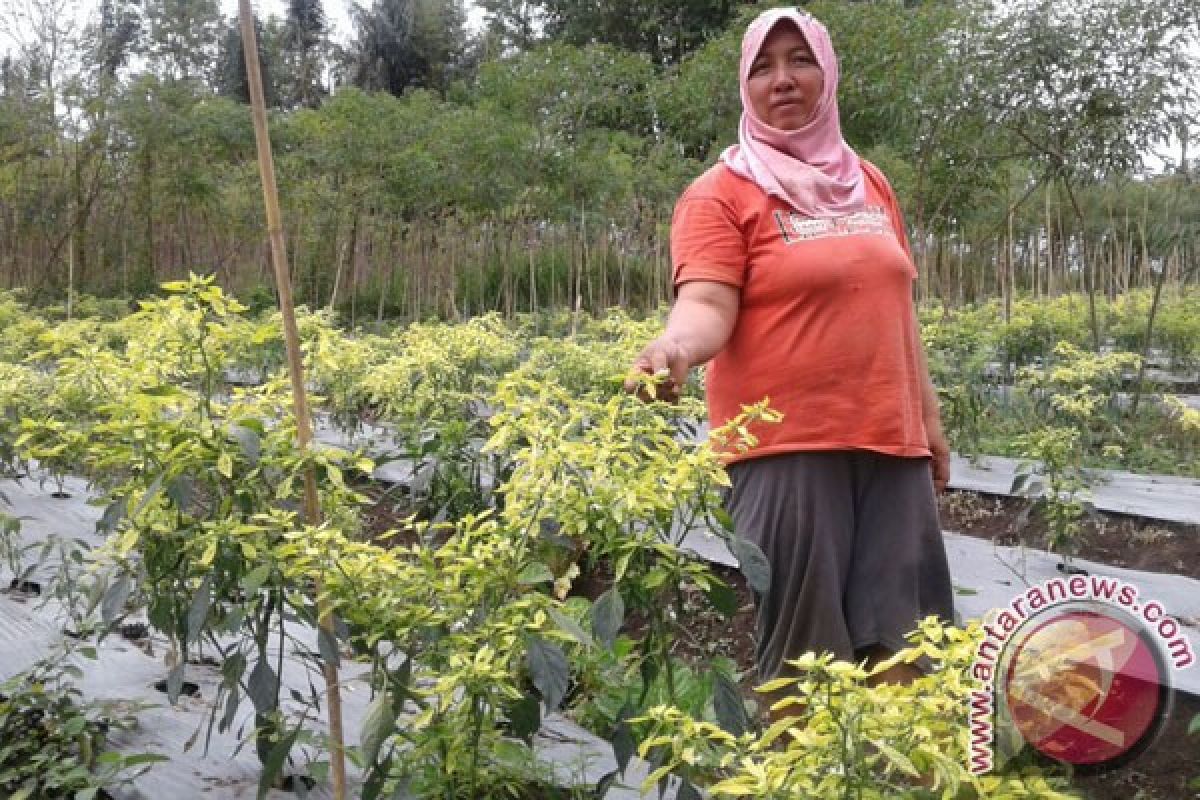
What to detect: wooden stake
<box><xmin>236</xmin><ymin>4</ymin><xmax>348</xmax><ymax>798</ymax></box>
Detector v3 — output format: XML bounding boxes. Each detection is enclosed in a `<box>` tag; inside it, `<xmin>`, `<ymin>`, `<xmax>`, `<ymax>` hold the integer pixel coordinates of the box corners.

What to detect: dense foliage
<box><xmin>0</xmin><ymin>280</ymin><xmax>1147</xmax><ymax>796</ymax></box>
<box><xmin>0</xmin><ymin>281</ymin><xmax>1195</xmax><ymax>796</ymax></box>
<box><xmin>0</xmin><ymin>0</ymin><xmax>1196</xmax><ymax>319</ymax></box>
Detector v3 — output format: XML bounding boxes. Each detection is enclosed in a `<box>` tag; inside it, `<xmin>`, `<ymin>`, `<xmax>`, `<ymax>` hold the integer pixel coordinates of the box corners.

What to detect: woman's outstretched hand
<box><xmin>623</xmin><ymin>281</ymin><xmax>740</xmax><ymax>404</ymax></box>
<box><xmin>928</xmin><ymin>427</ymin><xmax>951</xmax><ymax>493</ymax></box>
<box><xmin>624</xmin><ymin>336</ymin><xmax>691</xmax><ymax>403</ymax></box>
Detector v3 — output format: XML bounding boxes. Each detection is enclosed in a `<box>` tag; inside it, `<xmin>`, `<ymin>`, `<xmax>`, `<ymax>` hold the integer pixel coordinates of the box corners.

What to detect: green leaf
<box><xmin>954</xmin><ymin>584</ymin><xmax>979</xmax><ymax>596</ymax></box>
<box><xmin>247</xmin><ymin>658</ymin><xmax>279</xmax><ymax>715</ymax></box>
<box><xmin>360</xmin><ymin>690</ymin><xmax>396</xmax><ymax>766</ymax></box>
<box><xmin>730</xmin><ymin>537</ymin><xmax>771</xmax><ymax>594</ymax></box>
<box><xmin>186</xmin><ymin>574</ymin><xmax>213</xmax><ymax>644</ymax></box>
<box><xmin>526</xmin><ymin>635</ymin><xmax>569</xmax><ymax>711</ymax></box>
<box><xmin>131</xmin><ymin>473</ymin><xmax>165</xmax><ymax>519</ymax></box>
<box><xmin>712</xmin><ymin>506</ymin><xmax>735</xmax><ymax>533</ymax></box>
<box><xmin>506</xmin><ymin>693</ymin><xmax>541</xmax><ymax>741</ymax></box>
<box><xmin>677</xmin><ymin>780</ymin><xmax>702</xmax><ymax>800</ymax></box>
<box><xmin>516</xmin><ymin>562</ymin><xmax>555</xmax><ymax>585</ymax></box>
<box><xmin>241</xmin><ymin>565</ymin><xmax>272</xmax><ymax>596</ymax></box>
<box><xmin>166</xmin><ymin>662</ymin><xmax>186</xmax><ymax>705</ymax></box>
<box><xmin>228</xmin><ymin>424</ymin><xmax>262</xmax><ymax>466</ymax></box>
<box><xmin>611</xmin><ymin>705</ymin><xmax>635</xmax><ymax>776</ymax></box>
<box><xmin>101</xmin><ymin>574</ymin><xmax>132</xmax><ymax>626</ymax></box>
<box><xmin>257</xmin><ymin>724</ymin><xmax>302</xmax><ymax>800</ymax></box>
<box><xmin>318</xmin><ymin>626</ymin><xmax>340</xmax><ymax>669</ymax></box>
<box><xmin>1188</xmin><ymin>713</ymin><xmax>1200</xmax><ymax>737</ymax></box>
<box><xmin>97</xmin><ymin>500</ymin><xmax>125</xmax><ymax>535</ymax></box>
<box><xmin>704</xmin><ymin>580</ymin><xmax>738</xmax><ymax>616</ymax></box>
<box><xmin>591</xmin><ymin>588</ymin><xmax>624</xmax><ymax>648</ymax></box>
<box><xmin>548</xmin><ymin>607</ymin><xmax>594</xmax><ymax>648</ymax></box>
<box><xmin>712</xmin><ymin>667</ymin><xmax>749</xmax><ymax>736</ymax></box>
<box><xmin>138</xmin><ymin>384</ymin><xmax>183</xmax><ymax>397</ymax></box>
<box><xmin>220</xmin><ymin>687</ymin><xmax>241</xmax><ymax>732</ymax></box>
<box><xmin>869</xmin><ymin>738</ymin><xmax>920</xmax><ymax>777</ymax></box>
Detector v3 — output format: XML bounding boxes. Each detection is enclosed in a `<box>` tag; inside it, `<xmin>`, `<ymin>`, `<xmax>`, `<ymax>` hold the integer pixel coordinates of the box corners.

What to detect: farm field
<box><xmin>0</xmin><ymin>280</ymin><xmax>1198</xmax><ymax>799</ymax></box>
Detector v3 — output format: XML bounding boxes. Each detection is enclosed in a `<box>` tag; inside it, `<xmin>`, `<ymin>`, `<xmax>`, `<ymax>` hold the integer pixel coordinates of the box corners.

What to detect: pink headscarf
<box><xmin>721</xmin><ymin>8</ymin><xmax>864</xmax><ymax>218</ymax></box>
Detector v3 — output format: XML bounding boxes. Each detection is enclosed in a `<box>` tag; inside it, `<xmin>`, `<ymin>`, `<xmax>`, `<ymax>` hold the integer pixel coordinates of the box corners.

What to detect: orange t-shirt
<box><xmin>671</xmin><ymin>159</ymin><xmax>930</xmax><ymax>463</ymax></box>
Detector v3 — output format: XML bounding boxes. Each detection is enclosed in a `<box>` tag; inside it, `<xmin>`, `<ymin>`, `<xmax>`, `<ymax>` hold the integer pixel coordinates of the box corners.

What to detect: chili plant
<box><xmin>633</xmin><ymin>618</ymin><xmax>1075</xmax><ymax>799</ymax></box>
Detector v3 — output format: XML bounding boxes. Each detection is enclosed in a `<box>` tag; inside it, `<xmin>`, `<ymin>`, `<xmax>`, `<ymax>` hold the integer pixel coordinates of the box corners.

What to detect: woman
<box><xmin>626</xmin><ymin>7</ymin><xmax>955</xmax><ymax>686</ymax></box>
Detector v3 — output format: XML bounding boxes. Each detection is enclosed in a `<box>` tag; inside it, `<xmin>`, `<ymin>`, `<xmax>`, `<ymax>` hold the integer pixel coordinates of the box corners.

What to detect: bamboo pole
<box><xmin>236</xmin><ymin>4</ymin><xmax>348</xmax><ymax>798</ymax></box>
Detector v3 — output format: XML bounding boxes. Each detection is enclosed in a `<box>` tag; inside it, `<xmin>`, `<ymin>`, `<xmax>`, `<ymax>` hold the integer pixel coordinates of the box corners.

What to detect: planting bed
<box><xmin>2</xmin><ymin>285</ymin><xmax>1198</xmax><ymax>799</ymax></box>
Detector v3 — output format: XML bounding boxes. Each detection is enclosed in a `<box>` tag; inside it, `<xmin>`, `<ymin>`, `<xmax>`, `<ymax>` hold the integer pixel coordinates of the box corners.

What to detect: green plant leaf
<box><xmin>712</xmin><ymin>667</ymin><xmax>749</xmax><ymax>736</ymax></box>
<box><xmin>220</xmin><ymin>687</ymin><xmax>241</xmax><ymax>733</ymax></box>
<box><xmin>730</xmin><ymin>537</ymin><xmax>771</xmax><ymax>594</ymax></box>
<box><xmin>506</xmin><ymin>693</ymin><xmax>541</xmax><ymax>741</ymax></box>
<box><xmin>704</xmin><ymin>580</ymin><xmax>738</xmax><ymax>616</ymax></box>
<box><xmin>100</xmin><ymin>574</ymin><xmax>132</xmax><ymax>626</ymax></box>
<box><xmin>548</xmin><ymin>607</ymin><xmax>594</xmax><ymax>648</ymax></box>
<box><xmin>228</xmin><ymin>424</ymin><xmax>262</xmax><ymax>466</ymax></box>
<box><xmin>318</xmin><ymin>626</ymin><xmax>340</xmax><ymax>669</ymax></box>
<box><xmin>96</xmin><ymin>500</ymin><xmax>125</xmax><ymax>535</ymax></box>
<box><xmin>593</xmin><ymin>770</ymin><xmax>619</xmax><ymax>798</ymax></box>
<box><xmin>591</xmin><ymin>588</ymin><xmax>624</xmax><ymax>648</ymax></box>
<box><xmin>257</xmin><ymin>724</ymin><xmax>302</xmax><ymax>800</ymax></box>
<box><xmin>360</xmin><ymin>690</ymin><xmax>396</xmax><ymax>766</ymax></box>
<box><xmin>1188</xmin><ymin>712</ymin><xmax>1200</xmax><ymax>736</ymax></box>
<box><xmin>166</xmin><ymin>662</ymin><xmax>186</xmax><ymax>705</ymax></box>
<box><xmin>131</xmin><ymin>473</ymin><xmax>165</xmax><ymax>519</ymax></box>
<box><xmin>186</xmin><ymin>574</ymin><xmax>213</xmax><ymax>644</ymax></box>
<box><xmin>241</xmin><ymin>565</ymin><xmax>272</xmax><ymax>596</ymax></box>
<box><xmin>677</xmin><ymin>780</ymin><xmax>702</xmax><ymax>800</ymax></box>
<box><xmin>138</xmin><ymin>384</ymin><xmax>184</xmax><ymax>397</ymax></box>
<box><xmin>712</xmin><ymin>506</ymin><xmax>735</xmax><ymax>533</ymax></box>
<box><xmin>247</xmin><ymin>658</ymin><xmax>279</xmax><ymax>715</ymax></box>
<box><xmin>526</xmin><ymin>635</ymin><xmax>569</xmax><ymax>711</ymax></box>
<box><xmin>516</xmin><ymin>562</ymin><xmax>554</xmax><ymax>585</ymax></box>
<box><xmin>611</xmin><ymin>705</ymin><xmax>635</xmax><ymax>776</ymax></box>
<box><xmin>869</xmin><ymin>738</ymin><xmax>921</xmax><ymax>777</ymax></box>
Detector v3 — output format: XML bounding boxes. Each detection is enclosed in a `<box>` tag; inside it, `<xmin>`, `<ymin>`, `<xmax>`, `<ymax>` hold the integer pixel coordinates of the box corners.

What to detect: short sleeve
<box><xmin>670</xmin><ymin>194</ymin><xmax>748</xmax><ymax>289</ymax></box>
<box><xmin>860</xmin><ymin>160</ymin><xmax>913</xmax><ymax>261</ymax></box>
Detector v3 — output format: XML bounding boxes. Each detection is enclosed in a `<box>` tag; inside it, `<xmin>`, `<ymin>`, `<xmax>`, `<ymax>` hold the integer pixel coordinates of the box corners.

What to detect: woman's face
<box><xmin>746</xmin><ymin>22</ymin><xmax>823</xmax><ymax>131</ymax></box>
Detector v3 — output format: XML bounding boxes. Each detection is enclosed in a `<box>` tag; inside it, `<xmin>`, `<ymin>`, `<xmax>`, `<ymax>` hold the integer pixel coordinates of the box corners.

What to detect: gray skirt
<box><xmin>725</xmin><ymin>450</ymin><xmax>955</xmax><ymax>680</ymax></box>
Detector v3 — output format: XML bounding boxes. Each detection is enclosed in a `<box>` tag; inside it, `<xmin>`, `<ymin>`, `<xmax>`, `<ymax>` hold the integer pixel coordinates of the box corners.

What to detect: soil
<box><xmin>937</xmin><ymin>489</ymin><xmax>1200</xmax><ymax>581</ymax></box>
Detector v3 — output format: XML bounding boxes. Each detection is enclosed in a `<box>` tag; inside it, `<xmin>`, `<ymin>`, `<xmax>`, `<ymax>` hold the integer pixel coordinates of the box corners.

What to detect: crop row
<box><xmin>0</xmin><ymin>277</ymin><xmax>1092</xmax><ymax>798</ymax></box>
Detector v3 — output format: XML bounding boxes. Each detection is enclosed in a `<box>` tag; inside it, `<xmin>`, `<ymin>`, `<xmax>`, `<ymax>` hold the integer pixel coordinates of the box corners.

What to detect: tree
<box><xmin>539</xmin><ymin>0</ymin><xmax>739</xmax><ymax>67</ymax></box>
<box><xmin>969</xmin><ymin>0</ymin><xmax>1200</xmax><ymax>346</ymax></box>
<box><xmin>140</xmin><ymin>0</ymin><xmax>222</xmax><ymax>85</ymax></box>
<box><xmin>476</xmin><ymin>0</ymin><xmax>545</xmax><ymax>53</ymax></box>
<box><xmin>346</xmin><ymin>0</ymin><xmax>468</xmax><ymax>95</ymax></box>
<box><xmin>279</xmin><ymin>0</ymin><xmax>329</xmax><ymax>108</ymax></box>
<box><xmin>214</xmin><ymin>13</ymin><xmax>278</xmax><ymax>106</ymax></box>
<box><xmin>92</xmin><ymin>0</ymin><xmax>141</xmax><ymax>80</ymax></box>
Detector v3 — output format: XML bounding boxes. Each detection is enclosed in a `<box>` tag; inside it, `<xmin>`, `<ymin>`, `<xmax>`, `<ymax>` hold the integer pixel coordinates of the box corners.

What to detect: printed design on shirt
<box><xmin>773</xmin><ymin>206</ymin><xmax>892</xmax><ymax>245</ymax></box>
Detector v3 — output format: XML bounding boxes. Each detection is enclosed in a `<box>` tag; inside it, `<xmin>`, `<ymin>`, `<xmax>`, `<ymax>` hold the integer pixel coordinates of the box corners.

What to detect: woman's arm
<box><xmin>912</xmin><ymin>307</ymin><xmax>950</xmax><ymax>492</ymax></box>
<box><xmin>625</xmin><ymin>280</ymin><xmax>740</xmax><ymax>401</ymax></box>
